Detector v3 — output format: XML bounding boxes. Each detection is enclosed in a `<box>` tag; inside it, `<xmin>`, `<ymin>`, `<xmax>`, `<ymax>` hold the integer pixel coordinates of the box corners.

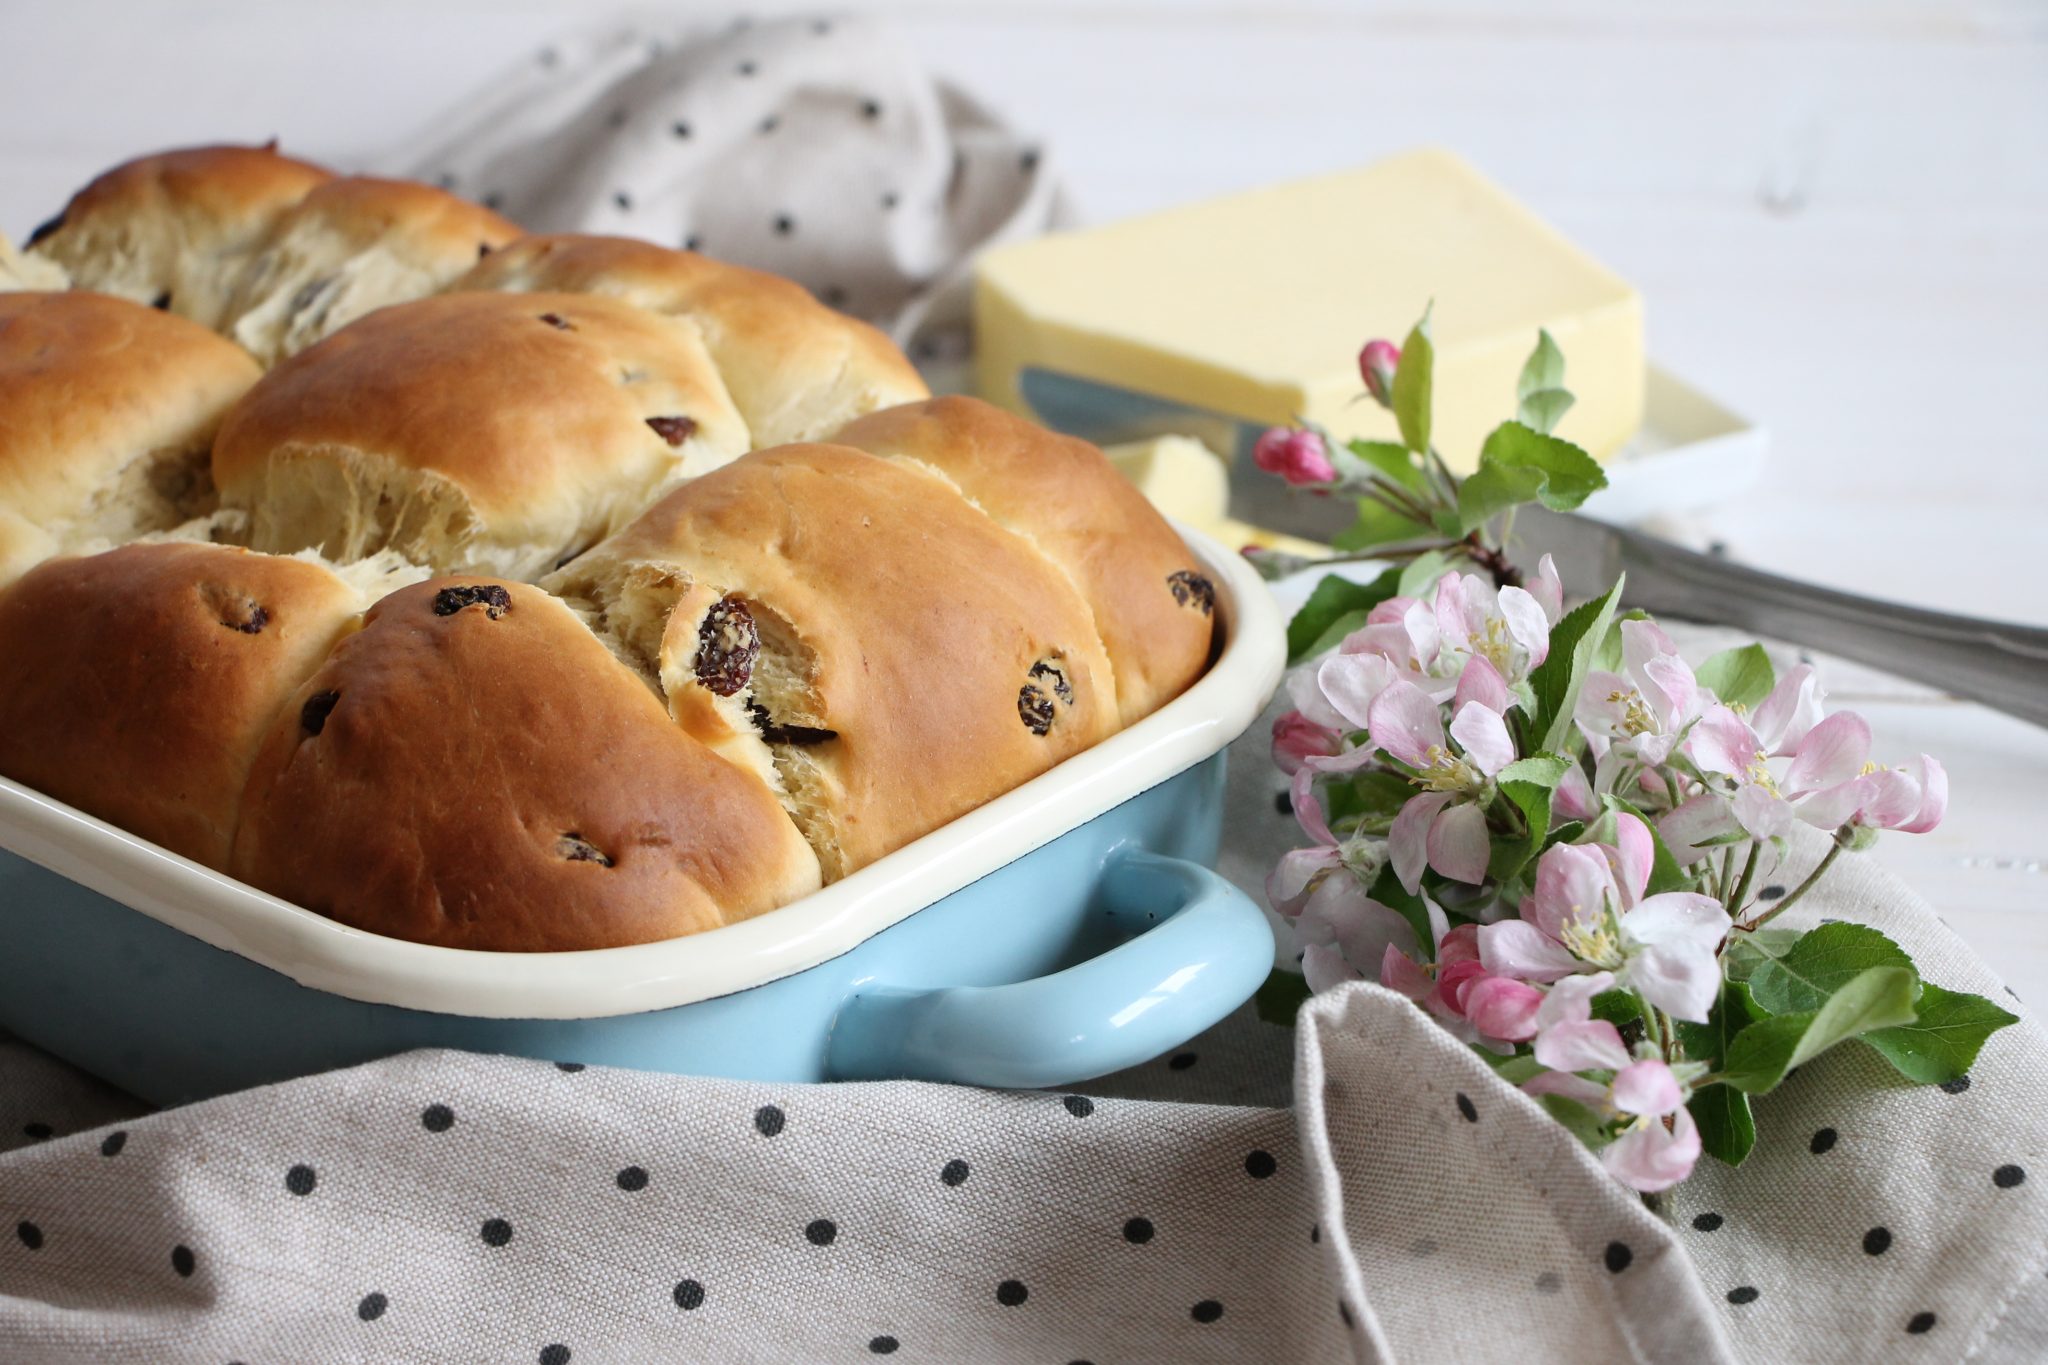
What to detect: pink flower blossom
<box><xmin>1368</xmin><ymin>681</ymin><xmax>1515</xmax><ymax>891</ymax></box>
<box><xmin>1253</xmin><ymin>426</ymin><xmax>1337</xmax><ymax>487</ymax></box>
<box><xmin>1433</xmin><ymin>570</ymin><xmax>1557</xmax><ymax>685</ymax></box>
<box><xmin>1358</xmin><ymin>339</ymin><xmax>1400</xmax><ymax>407</ymax></box>
<box><xmin>1578</xmin><ymin>620</ymin><xmax>1704</xmax><ymax>776</ymax></box>
<box><xmin>1271</xmin><ymin>710</ymin><xmax>1341</xmax><ymax>776</ymax></box>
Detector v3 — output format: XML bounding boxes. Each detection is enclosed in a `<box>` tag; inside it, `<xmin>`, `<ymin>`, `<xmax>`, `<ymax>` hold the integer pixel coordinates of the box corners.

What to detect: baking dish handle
<box><xmin>824</xmin><ymin>847</ymin><xmax>1275</xmax><ymax>1088</ymax></box>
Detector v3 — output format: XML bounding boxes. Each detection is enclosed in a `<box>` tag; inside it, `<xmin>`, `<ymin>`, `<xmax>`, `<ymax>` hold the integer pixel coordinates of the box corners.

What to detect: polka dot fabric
<box><xmin>394</xmin><ymin>13</ymin><xmax>1072</xmax><ymax>360</ymax></box>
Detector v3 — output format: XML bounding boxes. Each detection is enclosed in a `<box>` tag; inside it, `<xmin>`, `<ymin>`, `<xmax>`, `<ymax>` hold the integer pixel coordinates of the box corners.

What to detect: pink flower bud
<box><xmin>1252</xmin><ymin>426</ymin><xmax>1337</xmax><ymax>487</ymax></box>
<box><xmin>1358</xmin><ymin>339</ymin><xmax>1400</xmax><ymax>408</ymax></box>
<box><xmin>1270</xmin><ymin>710</ymin><xmax>1341</xmax><ymax>775</ymax></box>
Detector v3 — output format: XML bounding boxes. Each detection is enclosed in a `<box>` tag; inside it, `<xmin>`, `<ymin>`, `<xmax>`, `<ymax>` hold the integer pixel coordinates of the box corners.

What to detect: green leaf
<box><xmin>1694</xmin><ymin>644</ymin><xmax>1776</xmax><ymax>710</ymax></box>
<box><xmin>1487</xmin><ymin>754</ymin><xmax>1571</xmax><ymax>883</ymax></box>
<box><xmin>1286</xmin><ymin>568</ymin><xmax>1401</xmax><ymax>664</ymax></box>
<box><xmin>1528</xmin><ymin>579</ymin><xmax>1625</xmax><ymax>753</ymax></box>
<box><xmin>1518</xmin><ymin>388</ymin><xmax>1575</xmax><ymax>436</ymax></box>
<box><xmin>1721</xmin><ymin>966</ymin><xmax>1921</xmax><ymax>1094</ymax></box>
<box><xmin>1590</xmin><ymin>988</ymin><xmax>1643</xmax><ymax>1028</ymax></box>
<box><xmin>1369</xmin><ymin>865</ymin><xmax>1435</xmax><ymax>957</ymax></box>
<box><xmin>1517</xmin><ymin>328</ymin><xmax>1567</xmax><ymax>400</ymax></box>
<box><xmin>1749</xmin><ymin>923</ymin><xmax>1914</xmax><ymax>1014</ymax></box>
<box><xmin>1390</xmin><ymin>309</ymin><xmax>1435</xmax><ymax>455</ymax></box>
<box><xmin>1591</xmin><ymin>609</ymin><xmax>1649</xmax><ymax>673</ymax></box>
<box><xmin>1678</xmin><ymin>981</ymin><xmax>1766</xmax><ymax>1162</ymax></box>
<box><xmin>1397</xmin><ymin>549</ymin><xmax>1454</xmax><ymax>598</ymax></box>
<box><xmin>1596</xmin><ymin>794</ymin><xmax>1690</xmax><ymax>894</ymax></box>
<box><xmin>1499</xmin><ymin>754</ymin><xmax>1572</xmax><ymax>788</ymax></box>
<box><xmin>1538</xmin><ymin>1094</ymin><xmax>1612</xmax><ymax>1150</ymax></box>
<box><xmin>1483</xmin><ymin>1051</ymin><xmax>1545</xmax><ymax>1085</ymax></box>
<box><xmin>1322</xmin><ymin>768</ymin><xmax>1417</xmax><ymax>828</ymax></box>
<box><xmin>1254</xmin><ymin>967</ymin><xmax>1313</xmax><ymax>1027</ymax></box>
<box><xmin>1722</xmin><ymin>927</ymin><xmax>1804</xmax><ymax>983</ymax></box>
<box><xmin>1331</xmin><ymin>499</ymin><xmax>1432</xmax><ymax>554</ymax></box>
<box><xmin>1344</xmin><ymin>439</ymin><xmax>1428</xmax><ymax>493</ymax></box>
<box><xmin>1456</xmin><ymin>451</ymin><xmax>1548</xmax><ymax>534</ymax></box>
<box><xmin>1861</xmin><ymin>983</ymin><xmax>2020</xmax><ymax>1084</ymax></box>
<box><xmin>1475</xmin><ymin>420</ymin><xmax>1607</xmax><ymax>512</ymax></box>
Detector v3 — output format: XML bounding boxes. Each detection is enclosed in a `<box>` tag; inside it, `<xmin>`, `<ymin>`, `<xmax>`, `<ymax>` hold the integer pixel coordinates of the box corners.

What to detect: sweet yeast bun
<box><xmin>24</xmin><ymin>143</ymin><xmax>334</xmax><ymax>328</ymax></box>
<box><xmin>212</xmin><ymin>291</ymin><xmax>749</xmax><ymax>580</ymax></box>
<box><xmin>229</xmin><ymin>577</ymin><xmax>821</xmax><ymax>951</ymax></box>
<box><xmin>0</xmin><ymin>542</ymin><xmax>386</xmax><ymax>867</ymax></box>
<box><xmin>547</xmin><ymin>444</ymin><xmax>1118</xmax><ymax>879</ymax></box>
<box><xmin>452</xmin><ymin>233</ymin><xmax>928</xmax><ymax>446</ymax></box>
<box><xmin>223</xmin><ymin>176</ymin><xmax>522</xmax><ymax>365</ymax></box>
<box><xmin>833</xmin><ymin>396</ymin><xmax>1219</xmax><ymax>727</ymax></box>
<box><xmin>0</xmin><ymin>291</ymin><xmax>261</xmax><ymax>578</ymax></box>
<box><xmin>0</xmin><ymin>234</ymin><xmax>67</xmax><ymax>293</ymax></box>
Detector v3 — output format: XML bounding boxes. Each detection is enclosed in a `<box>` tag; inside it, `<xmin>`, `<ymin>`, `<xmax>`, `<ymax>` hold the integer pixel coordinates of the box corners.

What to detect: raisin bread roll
<box><xmin>451</xmin><ymin>234</ymin><xmax>928</xmax><ymax>446</ymax></box>
<box><xmin>0</xmin><ymin>292</ymin><xmax>261</xmax><ymax>572</ymax></box>
<box><xmin>547</xmin><ymin>444</ymin><xmax>1119</xmax><ymax>879</ymax></box>
<box><xmin>833</xmin><ymin>396</ymin><xmax>1219</xmax><ymax>727</ymax></box>
<box><xmin>25</xmin><ymin>143</ymin><xmax>334</xmax><ymax>328</ymax></box>
<box><xmin>222</xmin><ymin>176</ymin><xmax>522</xmax><ymax>365</ymax></box>
<box><xmin>230</xmin><ymin>578</ymin><xmax>821</xmax><ymax>950</ymax></box>
<box><xmin>212</xmin><ymin>291</ymin><xmax>749</xmax><ymax>580</ymax></box>
<box><xmin>0</xmin><ymin>543</ymin><xmax>378</xmax><ymax>867</ymax></box>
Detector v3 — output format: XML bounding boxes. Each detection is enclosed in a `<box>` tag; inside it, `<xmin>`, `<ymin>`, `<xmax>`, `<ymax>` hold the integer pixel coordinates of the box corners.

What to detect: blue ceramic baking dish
<box><xmin>0</xmin><ymin>529</ymin><xmax>1286</xmax><ymax>1107</ymax></box>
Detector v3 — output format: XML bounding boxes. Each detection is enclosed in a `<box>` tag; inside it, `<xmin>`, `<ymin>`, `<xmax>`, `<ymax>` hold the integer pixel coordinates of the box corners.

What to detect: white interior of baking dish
<box><xmin>0</xmin><ymin>524</ymin><xmax>1286</xmax><ymax>1019</ymax></box>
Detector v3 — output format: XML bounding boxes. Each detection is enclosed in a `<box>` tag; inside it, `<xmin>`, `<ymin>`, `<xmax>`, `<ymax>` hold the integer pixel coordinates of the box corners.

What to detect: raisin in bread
<box><xmin>452</xmin><ymin>233</ymin><xmax>928</xmax><ymax>446</ymax></box>
<box><xmin>229</xmin><ymin>577</ymin><xmax>821</xmax><ymax>950</ymax></box>
<box><xmin>545</xmin><ymin>443</ymin><xmax>1120</xmax><ymax>879</ymax></box>
<box><xmin>211</xmin><ymin>291</ymin><xmax>749</xmax><ymax>579</ymax></box>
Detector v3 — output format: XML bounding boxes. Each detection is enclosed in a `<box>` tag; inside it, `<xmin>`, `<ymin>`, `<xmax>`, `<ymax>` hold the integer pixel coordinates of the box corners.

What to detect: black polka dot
<box><xmin>357</xmin><ymin>1292</ymin><xmax>387</xmax><ymax>1321</ymax></box>
<box><xmin>673</xmin><ymin>1279</ymin><xmax>705</xmax><ymax>1310</ymax></box>
<box><xmin>673</xmin><ymin>121</ymin><xmax>693</xmax><ymax>139</ymax></box>
<box><xmin>1338</xmin><ymin>1301</ymin><xmax>1354</xmax><ymax>1328</ymax></box>
<box><xmin>868</xmin><ymin>1337</ymin><xmax>898</xmax><ymax>1355</ymax></box>
<box><xmin>1994</xmin><ymin>1164</ymin><xmax>2026</xmax><ymax>1188</ymax></box>
<box><xmin>1455</xmin><ymin>1093</ymin><xmax>1478</xmax><ymax>1123</ymax></box>
<box><xmin>1020</xmin><ymin>148</ymin><xmax>1041</xmax><ymax>173</ymax></box>
<box><xmin>1938</xmin><ymin>1074</ymin><xmax>1972</xmax><ymax>1094</ymax></box>
<box><xmin>540</xmin><ymin>1346</ymin><xmax>571</xmax><ymax>1365</ymax></box>
<box><xmin>773</xmin><ymin>214</ymin><xmax>795</xmax><ymax>236</ymax></box>
<box><xmin>737</xmin><ymin>61</ymin><xmax>758</xmax><ymax>76</ymax></box>
<box><xmin>1310</xmin><ymin>1224</ymin><xmax>1320</xmax><ymax>1244</ymax></box>
<box><xmin>1864</xmin><ymin>1226</ymin><xmax>1892</xmax><ymax>1255</ymax></box>
<box><xmin>755</xmin><ymin>1105</ymin><xmax>786</xmax><ymax>1137</ymax></box>
<box><xmin>421</xmin><ymin>1104</ymin><xmax>454</xmax><ymax>1133</ymax></box>
<box><xmin>100</xmin><ymin>1131</ymin><xmax>127</xmax><ymax>1157</ymax></box>
<box><xmin>538</xmin><ymin>47</ymin><xmax>559</xmax><ymax>67</ymax></box>
<box><xmin>996</xmin><ymin>1279</ymin><xmax>1028</xmax><ymax>1307</ymax></box>
<box><xmin>1758</xmin><ymin>884</ymin><xmax>1786</xmax><ymax>901</ymax></box>
<box><xmin>862</xmin><ymin>99</ymin><xmax>882</xmax><ymax>120</ymax></box>
<box><xmin>285</xmin><ymin>1164</ymin><xmax>317</xmax><ymax>1196</ymax></box>
<box><xmin>1245</xmin><ymin>1149</ymin><xmax>1277</xmax><ymax>1179</ymax></box>
<box><xmin>1604</xmin><ymin>1241</ymin><xmax>1633</xmax><ymax>1273</ymax></box>
<box><xmin>806</xmin><ymin>1219</ymin><xmax>837</xmax><ymax>1246</ymax></box>
<box><xmin>23</xmin><ymin>1123</ymin><xmax>52</xmax><ymax>1141</ymax></box>
<box><xmin>759</xmin><ymin>116</ymin><xmax>779</xmax><ymax>134</ymax></box>
<box><xmin>483</xmin><ymin>193</ymin><xmax>504</xmax><ymax>211</ymax></box>
<box><xmin>555</xmin><ymin>1062</ymin><xmax>585</xmax><ymax>1072</ymax></box>
<box><xmin>1692</xmin><ymin>1212</ymin><xmax>1724</xmax><ymax>1232</ymax></box>
<box><xmin>617</xmin><ymin>1166</ymin><xmax>649</xmax><ymax>1192</ymax></box>
<box><xmin>1062</xmin><ymin>1095</ymin><xmax>1094</xmax><ymax>1118</ymax></box>
<box><xmin>1192</xmin><ymin>1300</ymin><xmax>1224</xmax><ymax>1323</ymax></box>
<box><xmin>606</xmin><ymin>109</ymin><xmax>627</xmax><ymax>129</ymax></box>
<box><xmin>1533</xmin><ymin>1271</ymin><xmax>1560</xmax><ymax>1294</ymax></box>
<box><xmin>1907</xmin><ymin>1311</ymin><xmax>1937</xmax><ymax>1334</ymax></box>
<box><xmin>481</xmin><ymin>1217</ymin><xmax>513</xmax><ymax>1247</ymax></box>
<box><xmin>1809</xmin><ymin>1127</ymin><xmax>1838</xmax><ymax>1154</ymax></box>
<box><xmin>437</xmin><ymin>171</ymin><xmax>458</xmax><ymax>189</ymax></box>
<box><xmin>16</xmin><ymin>1222</ymin><xmax>42</xmax><ymax>1250</ymax></box>
<box><xmin>1169</xmin><ymin>1052</ymin><xmax>1197</xmax><ymax>1071</ymax></box>
<box><xmin>940</xmin><ymin>1159</ymin><xmax>970</xmax><ymax>1187</ymax></box>
<box><xmin>820</xmin><ymin>285</ymin><xmax>848</xmax><ymax>308</ymax></box>
<box><xmin>613</xmin><ymin>191</ymin><xmax>632</xmax><ymax>211</ymax></box>
<box><xmin>1727</xmin><ymin>1286</ymin><xmax>1759</xmax><ymax>1305</ymax></box>
<box><xmin>172</xmin><ymin>1245</ymin><xmax>195</xmax><ymax>1277</ymax></box>
<box><xmin>684</xmin><ymin>235</ymin><xmax>703</xmax><ymax>252</ymax></box>
<box><xmin>1123</xmin><ymin>1217</ymin><xmax>1154</xmax><ymax>1244</ymax></box>
<box><xmin>1274</xmin><ymin>790</ymin><xmax>1292</xmax><ymax>814</ymax></box>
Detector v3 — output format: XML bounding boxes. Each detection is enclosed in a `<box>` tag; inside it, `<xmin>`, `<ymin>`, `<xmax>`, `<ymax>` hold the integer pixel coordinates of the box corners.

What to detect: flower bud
<box><xmin>1358</xmin><ymin>339</ymin><xmax>1400</xmax><ymax>408</ymax></box>
<box><xmin>1270</xmin><ymin>710</ymin><xmax>1341</xmax><ymax>775</ymax></box>
<box><xmin>1251</xmin><ymin>426</ymin><xmax>1337</xmax><ymax>487</ymax></box>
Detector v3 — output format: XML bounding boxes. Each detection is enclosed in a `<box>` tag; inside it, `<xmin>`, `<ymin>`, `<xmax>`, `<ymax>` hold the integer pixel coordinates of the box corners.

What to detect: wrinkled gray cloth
<box><xmin>393</xmin><ymin>12</ymin><xmax>1074</xmax><ymax>361</ymax></box>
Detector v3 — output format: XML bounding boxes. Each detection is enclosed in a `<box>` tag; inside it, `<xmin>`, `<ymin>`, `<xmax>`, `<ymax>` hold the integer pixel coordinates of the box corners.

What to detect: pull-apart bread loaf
<box><xmin>452</xmin><ymin>233</ymin><xmax>928</xmax><ymax>445</ymax></box>
<box><xmin>0</xmin><ymin>542</ymin><xmax>386</xmax><ymax>867</ymax></box>
<box><xmin>832</xmin><ymin>396</ymin><xmax>1218</xmax><ymax>727</ymax></box>
<box><xmin>212</xmin><ymin>291</ymin><xmax>749</xmax><ymax>579</ymax></box>
<box><xmin>546</xmin><ymin>444</ymin><xmax>1121</xmax><ymax>879</ymax></box>
<box><xmin>24</xmin><ymin>143</ymin><xmax>336</xmax><ymax>329</ymax></box>
<box><xmin>0</xmin><ymin>291</ymin><xmax>261</xmax><ymax>585</ymax></box>
<box><xmin>221</xmin><ymin>176</ymin><xmax>521</xmax><ymax>365</ymax></box>
<box><xmin>229</xmin><ymin>578</ymin><xmax>820</xmax><ymax>950</ymax></box>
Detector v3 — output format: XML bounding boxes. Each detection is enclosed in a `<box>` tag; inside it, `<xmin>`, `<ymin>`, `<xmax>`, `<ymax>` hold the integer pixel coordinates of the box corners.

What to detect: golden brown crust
<box><xmin>450</xmin><ymin>233</ymin><xmax>928</xmax><ymax>446</ymax></box>
<box><xmin>550</xmin><ymin>444</ymin><xmax>1119</xmax><ymax>878</ymax></box>
<box><xmin>26</xmin><ymin>143</ymin><xmax>335</xmax><ymax>327</ymax></box>
<box><xmin>0</xmin><ymin>291</ymin><xmax>261</xmax><ymax>549</ymax></box>
<box><xmin>0</xmin><ymin>543</ymin><xmax>366</xmax><ymax>868</ymax></box>
<box><xmin>229</xmin><ymin>577</ymin><xmax>820</xmax><ymax>950</ymax></box>
<box><xmin>224</xmin><ymin>176</ymin><xmax>523</xmax><ymax>364</ymax></box>
<box><xmin>212</xmin><ymin>291</ymin><xmax>749</xmax><ymax>579</ymax></box>
<box><xmin>833</xmin><ymin>397</ymin><xmax>1218</xmax><ymax>727</ymax></box>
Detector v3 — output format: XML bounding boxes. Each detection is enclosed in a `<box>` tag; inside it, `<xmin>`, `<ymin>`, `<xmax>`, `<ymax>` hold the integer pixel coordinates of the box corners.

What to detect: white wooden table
<box><xmin>5</xmin><ymin>0</ymin><xmax>2044</xmax><ymax>999</ymax></box>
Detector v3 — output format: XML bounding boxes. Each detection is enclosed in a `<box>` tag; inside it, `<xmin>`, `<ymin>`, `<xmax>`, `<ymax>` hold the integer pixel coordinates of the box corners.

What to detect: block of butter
<box><xmin>976</xmin><ymin>148</ymin><xmax>1643</xmax><ymax>472</ymax></box>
